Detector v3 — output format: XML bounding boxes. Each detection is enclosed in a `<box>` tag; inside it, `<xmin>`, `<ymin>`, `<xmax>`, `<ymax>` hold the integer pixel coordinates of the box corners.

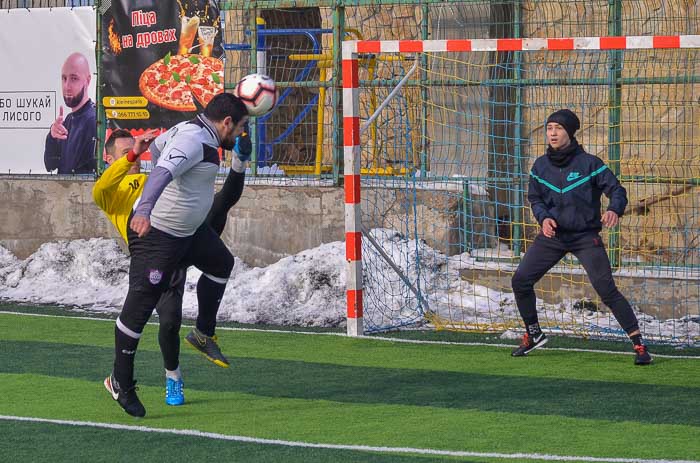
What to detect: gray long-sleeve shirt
<box><xmin>134</xmin><ymin>115</ymin><xmax>221</xmax><ymax>237</ymax></box>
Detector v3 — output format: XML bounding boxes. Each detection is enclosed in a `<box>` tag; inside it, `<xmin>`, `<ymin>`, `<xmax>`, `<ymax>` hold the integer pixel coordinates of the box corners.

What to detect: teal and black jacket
<box><xmin>528</xmin><ymin>144</ymin><xmax>627</xmax><ymax>235</ymax></box>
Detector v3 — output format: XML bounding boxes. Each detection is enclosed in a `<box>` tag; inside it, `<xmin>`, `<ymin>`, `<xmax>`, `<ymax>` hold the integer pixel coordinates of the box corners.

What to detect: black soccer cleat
<box><xmin>633</xmin><ymin>344</ymin><xmax>653</xmax><ymax>365</ymax></box>
<box><xmin>185</xmin><ymin>328</ymin><xmax>230</xmax><ymax>368</ymax></box>
<box><xmin>511</xmin><ymin>332</ymin><xmax>548</xmax><ymax>357</ymax></box>
<box><xmin>104</xmin><ymin>373</ymin><xmax>146</xmax><ymax>418</ymax></box>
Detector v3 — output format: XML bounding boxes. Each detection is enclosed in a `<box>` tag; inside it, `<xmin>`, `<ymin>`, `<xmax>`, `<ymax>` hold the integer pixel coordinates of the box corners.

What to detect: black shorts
<box><xmin>127</xmin><ymin>223</ymin><xmax>192</xmax><ymax>292</ymax></box>
<box><xmin>126</xmin><ymin>217</ymin><xmax>234</xmax><ymax>293</ymax></box>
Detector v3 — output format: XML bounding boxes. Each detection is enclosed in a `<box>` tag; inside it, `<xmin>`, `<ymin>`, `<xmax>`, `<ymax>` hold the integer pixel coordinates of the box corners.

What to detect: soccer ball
<box><xmin>234</xmin><ymin>73</ymin><xmax>278</xmax><ymax>117</ymax></box>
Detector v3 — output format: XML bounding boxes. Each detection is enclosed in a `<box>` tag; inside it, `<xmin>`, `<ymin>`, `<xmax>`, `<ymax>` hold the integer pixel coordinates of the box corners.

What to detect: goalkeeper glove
<box><xmin>234</xmin><ymin>132</ymin><xmax>252</xmax><ymax>162</ymax></box>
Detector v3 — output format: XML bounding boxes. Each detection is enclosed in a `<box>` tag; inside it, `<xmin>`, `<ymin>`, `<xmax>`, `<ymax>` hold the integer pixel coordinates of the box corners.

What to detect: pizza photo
<box><xmin>139</xmin><ymin>53</ymin><xmax>224</xmax><ymax>112</ymax></box>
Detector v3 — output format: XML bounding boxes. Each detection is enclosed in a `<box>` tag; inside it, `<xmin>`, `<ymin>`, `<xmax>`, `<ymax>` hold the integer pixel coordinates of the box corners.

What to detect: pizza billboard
<box><xmin>101</xmin><ymin>0</ymin><xmax>223</xmax><ymax>168</ymax></box>
<box><xmin>0</xmin><ymin>7</ymin><xmax>96</xmax><ymax>174</ymax></box>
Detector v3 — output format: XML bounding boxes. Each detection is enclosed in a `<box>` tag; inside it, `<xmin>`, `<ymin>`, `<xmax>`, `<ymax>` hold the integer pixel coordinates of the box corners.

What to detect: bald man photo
<box><xmin>44</xmin><ymin>52</ymin><xmax>97</xmax><ymax>175</ymax></box>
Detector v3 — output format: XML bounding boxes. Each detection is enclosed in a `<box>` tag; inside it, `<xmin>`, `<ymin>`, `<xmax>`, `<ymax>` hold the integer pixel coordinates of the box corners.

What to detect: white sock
<box><xmin>165</xmin><ymin>367</ymin><xmax>181</xmax><ymax>381</ymax></box>
<box><xmin>230</xmin><ymin>156</ymin><xmax>248</xmax><ymax>173</ymax></box>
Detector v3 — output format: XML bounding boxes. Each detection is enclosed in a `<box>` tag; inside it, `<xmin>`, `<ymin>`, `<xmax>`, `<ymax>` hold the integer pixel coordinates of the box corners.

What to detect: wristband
<box><xmin>126</xmin><ymin>150</ymin><xmax>138</xmax><ymax>162</ymax></box>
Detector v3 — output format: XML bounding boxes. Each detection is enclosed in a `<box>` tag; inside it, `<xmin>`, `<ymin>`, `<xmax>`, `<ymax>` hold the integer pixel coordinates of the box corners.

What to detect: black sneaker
<box><xmin>511</xmin><ymin>332</ymin><xmax>548</xmax><ymax>357</ymax></box>
<box><xmin>185</xmin><ymin>328</ymin><xmax>230</xmax><ymax>368</ymax></box>
<box><xmin>633</xmin><ymin>344</ymin><xmax>653</xmax><ymax>365</ymax></box>
<box><xmin>104</xmin><ymin>373</ymin><xmax>146</xmax><ymax>417</ymax></box>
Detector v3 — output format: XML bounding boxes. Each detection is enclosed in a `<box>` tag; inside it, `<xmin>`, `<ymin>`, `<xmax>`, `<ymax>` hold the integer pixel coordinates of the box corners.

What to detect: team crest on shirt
<box><xmin>148</xmin><ymin>269</ymin><xmax>163</xmax><ymax>285</ymax></box>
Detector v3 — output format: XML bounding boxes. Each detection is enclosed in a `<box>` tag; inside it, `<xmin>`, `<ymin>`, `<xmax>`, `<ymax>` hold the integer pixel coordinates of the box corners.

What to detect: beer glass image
<box><xmin>179</xmin><ymin>16</ymin><xmax>200</xmax><ymax>54</ymax></box>
<box><xmin>198</xmin><ymin>26</ymin><xmax>217</xmax><ymax>57</ymax></box>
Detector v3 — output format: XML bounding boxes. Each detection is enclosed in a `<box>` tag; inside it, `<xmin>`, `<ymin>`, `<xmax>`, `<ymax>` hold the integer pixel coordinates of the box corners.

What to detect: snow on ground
<box><xmin>0</xmin><ymin>235</ymin><xmax>698</xmax><ymax>344</ymax></box>
<box><xmin>0</xmin><ymin>239</ymin><xmax>129</xmax><ymax>311</ymax></box>
<box><xmin>0</xmin><ymin>238</ymin><xmax>346</xmax><ymax>328</ymax></box>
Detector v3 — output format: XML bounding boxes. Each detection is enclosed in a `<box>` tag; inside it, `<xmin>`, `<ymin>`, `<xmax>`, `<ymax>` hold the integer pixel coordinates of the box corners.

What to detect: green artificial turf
<box><xmin>1</xmin><ymin>310</ymin><xmax>698</xmax><ymax>462</ymax></box>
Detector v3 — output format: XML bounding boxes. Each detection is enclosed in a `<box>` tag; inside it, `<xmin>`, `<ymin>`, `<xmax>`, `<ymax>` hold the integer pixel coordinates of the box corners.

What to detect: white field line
<box><xmin>1</xmin><ymin>310</ymin><xmax>699</xmax><ymax>360</ymax></box>
<box><xmin>1</xmin><ymin>415</ymin><xmax>697</xmax><ymax>463</ymax></box>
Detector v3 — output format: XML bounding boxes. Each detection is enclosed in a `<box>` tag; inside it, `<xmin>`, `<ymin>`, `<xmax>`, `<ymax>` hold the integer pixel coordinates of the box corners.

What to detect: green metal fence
<box><xmin>95</xmin><ymin>1</ymin><xmax>700</xmax><ymax>341</ymax></box>
<box><xmin>214</xmin><ymin>1</ymin><xmax>700</xmax><ymax>343</ymax></box>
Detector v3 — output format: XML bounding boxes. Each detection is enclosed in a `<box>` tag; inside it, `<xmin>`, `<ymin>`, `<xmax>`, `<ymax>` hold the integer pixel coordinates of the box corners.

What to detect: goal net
<box><xmin>343</xmin><ymin>35</ymin><xmax>700</xmax><ymax>345</ymax></box>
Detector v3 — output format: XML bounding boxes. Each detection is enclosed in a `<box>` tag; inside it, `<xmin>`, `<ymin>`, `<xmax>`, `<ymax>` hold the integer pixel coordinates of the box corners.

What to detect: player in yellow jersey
<box><xmin>93</xmin><ymin>129</ymin><xmax>146</xmax><ymax>242</ymax></box>
<box><xmin>94</xmin><ymin>127</ymin><xmax>251</xmax><ymax>411</ymax></box>
<box><xmin>94</xmin><ymin>129</ymin><xmax>191</xmax><ymax>406</ymax></box>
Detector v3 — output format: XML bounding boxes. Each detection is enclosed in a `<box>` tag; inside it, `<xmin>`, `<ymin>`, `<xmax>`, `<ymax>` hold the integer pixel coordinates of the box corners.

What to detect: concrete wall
<box><xmin>0</xmin><ymin>177</ymin><xmax>467</xmax><ymax>267</ymax></box>
<box><xmin>460</xmin><ymin>267</ymin><xmax>698</xmax><ymax>321</ymax></box>
<box><xmin>220</xmin><ymin>184</ymin><xmax>346</xmax><ymax>267</ymax></box>
<box><xmin>0</xmin><ymin>177</ymin><xmax>346</xmax><ymax>266</ymax></box>
<box><xmin>0</xmin><ymin>178</ymin><xmax>118</xmax><ymax>259</ymax></box>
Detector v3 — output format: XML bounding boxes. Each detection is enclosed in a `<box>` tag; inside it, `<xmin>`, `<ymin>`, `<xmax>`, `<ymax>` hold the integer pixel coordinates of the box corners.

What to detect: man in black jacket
<box><xmin>44</xmin><ymin>53</ymin><xmax>97</xmax><ymax>174</ymax></box>
<box><xmin>511</xmin><ymin>109</ymin><xmax>652</xmax><ymax>365</ymax></box>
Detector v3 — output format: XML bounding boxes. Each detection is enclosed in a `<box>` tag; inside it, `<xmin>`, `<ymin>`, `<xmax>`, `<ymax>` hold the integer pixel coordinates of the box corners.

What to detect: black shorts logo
<box><xmin>148</xmin><ymin>268</ymin><xmax>164</xmax><ymax>285</ymax></box>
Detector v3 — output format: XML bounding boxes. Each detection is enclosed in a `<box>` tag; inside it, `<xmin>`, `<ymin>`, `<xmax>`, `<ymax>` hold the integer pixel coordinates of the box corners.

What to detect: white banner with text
<box><xmin>0</xmin><ymin>7</ymin><xmax>96</xmax><ymax>174</ymax></box>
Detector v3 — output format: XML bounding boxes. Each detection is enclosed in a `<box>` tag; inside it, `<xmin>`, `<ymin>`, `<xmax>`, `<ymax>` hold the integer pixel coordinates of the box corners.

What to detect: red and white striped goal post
<box><xmin>341</xmin><ymin>34</ymin><xmax>700</xmax><ymax>336</ymax></box>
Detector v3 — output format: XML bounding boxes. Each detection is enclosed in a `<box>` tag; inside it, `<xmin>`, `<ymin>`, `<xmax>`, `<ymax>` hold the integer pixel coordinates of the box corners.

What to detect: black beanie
<box><xmin>546</xmin><ymin>109</ymin><xmax>580</xmax><ymax>139</ymax></box>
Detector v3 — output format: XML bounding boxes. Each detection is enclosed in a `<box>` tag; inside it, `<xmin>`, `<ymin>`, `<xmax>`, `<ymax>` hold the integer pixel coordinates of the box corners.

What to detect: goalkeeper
<box><xmin>510</xmin><ymin>109</ymin><xmax>652</xmax><ymax>366</ymax></box>
<box><xmin>93</xmin><ymin>125</ymin><xmax>251</xmax><ymax>409</ymax></box>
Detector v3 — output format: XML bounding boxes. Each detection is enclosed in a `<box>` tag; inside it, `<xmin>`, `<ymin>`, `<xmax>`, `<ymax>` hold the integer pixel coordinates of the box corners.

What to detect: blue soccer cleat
<box><xmin>165</xmin><ymin>377</ymin><xmax>185</xmax><ymax>406</ymax></box>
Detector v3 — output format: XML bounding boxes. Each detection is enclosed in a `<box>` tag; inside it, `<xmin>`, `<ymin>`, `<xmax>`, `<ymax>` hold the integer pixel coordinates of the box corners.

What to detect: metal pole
<box><xmin>511</xmin><ymin>0</ymin><xmax>524</xmax><ymax>257</ymax></box>
<box><xmin>342</xmin><ymin>43</ymin><xmax>363</xmax><ymax>336</ymax></box>
<box><xmin>607</xmin><ymin>0</ymin><xmax>623</xmax><ymax>269</ymax></box>
<box><xmin>361</xmin><ymin>224</ymin><xmax>432</xmax><ymax>314</ymax></box>
<box><xmin>332</xmin><ymin>2</ymin><xmax>345</xmax><ymax>186</ymax></box>
<box><xmin>256</xmin><ymin>17</ymin><xmax>268</xmax><ymax>169</ymax></box>
<box><xmin>360</xmin><ymin>60</ymin><xmax>419</xmax><ymax>134</ymax></box>
<box><xmin>249</xmin><ymin>8</ymin><xmax>259</xmax><ymax>176</ymax></box>
<box><xmin>96</xmin><ymin>2</ymin><xmax>105</xmax><ymax>175</ymax></box>
<box><xmin>252</xmin><ymin>75</ymin><xmax>700</xmax><ymax>89</ymax></box>
<box><xmin>419</xmin><ymin>3</ymin><xmax>429</xmax><ymax>179</ymax></box>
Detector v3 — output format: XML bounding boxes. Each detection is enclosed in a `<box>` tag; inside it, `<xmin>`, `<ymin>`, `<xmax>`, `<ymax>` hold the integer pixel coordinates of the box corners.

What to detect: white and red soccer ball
<box><xmin>234</xmin><ymin>73</ymin><xmax>278</xmax><ymax>117</ymax></box>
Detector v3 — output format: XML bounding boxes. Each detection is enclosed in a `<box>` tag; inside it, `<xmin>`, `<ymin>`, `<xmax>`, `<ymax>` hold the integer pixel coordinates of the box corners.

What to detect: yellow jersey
<box><xmin>92</xmin><ymin>156</ymin><xmax>146</xmax><ymax>244</ymax></box>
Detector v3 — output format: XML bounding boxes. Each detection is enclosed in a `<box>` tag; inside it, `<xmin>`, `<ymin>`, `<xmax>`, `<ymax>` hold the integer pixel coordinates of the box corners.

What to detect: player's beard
<box><xmin>63</xmin><ymin>86</ymin><xmax>86</xmax><ymax>108</ymax></box>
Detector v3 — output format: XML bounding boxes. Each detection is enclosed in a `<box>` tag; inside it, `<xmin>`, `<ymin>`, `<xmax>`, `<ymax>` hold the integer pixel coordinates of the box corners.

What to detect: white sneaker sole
<box><xmin>523</xmin><ymin>336</ymin><xmax>549</xmax><ymax>354</ymax></box>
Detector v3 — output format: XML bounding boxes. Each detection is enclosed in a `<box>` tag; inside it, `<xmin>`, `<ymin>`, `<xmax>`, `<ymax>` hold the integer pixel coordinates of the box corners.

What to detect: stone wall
<box><xmin>460</xmin><ymin>266</ymin><xmax>698</xmax><ymax>320</ymax></box>
<box><xmin>0</xmin><ymin>177</ymin><xmax>469</xmax><ymax>265</ymax></box>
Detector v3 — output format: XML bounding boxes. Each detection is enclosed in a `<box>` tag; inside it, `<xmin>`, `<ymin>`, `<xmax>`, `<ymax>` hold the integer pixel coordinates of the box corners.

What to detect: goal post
<box><xmin>343</xmin><ymin>35</ymin><xmax>700</xmax><ymax>344</ymax></box>
<box><xmin>343</xmin><ymin>44</ymin><xmax>363</xmax><ymax>336</ymax></box>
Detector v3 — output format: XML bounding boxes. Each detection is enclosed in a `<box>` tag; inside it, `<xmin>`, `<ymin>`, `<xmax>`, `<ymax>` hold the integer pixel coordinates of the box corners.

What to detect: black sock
<box><xmin>630</xmin><ymin>333</ymin><xmax>643</xmax><ymax>346</ymax></box>
<box><xmin>114</xmin><ymin>325</ymin><xmax>140</xmax><ymax>388</ymax></box>
<box><xmin>526</xmin><ymin>322</ymin><xmax>542</xmax><ymax>337</ymax></box>
<box><xmin>159</xmin><ymin>324</ymin><xmax>180</xmax><ymax>371</ymax></box>
<box><xmin>206</xmin><ymin>170</ymin><xmax>245</xmax><ymax>236</ymax></box>
<box><xmin>196</xmin><ymin>275</ymin><xmax>226</xmax><ymax>336</ymax></box>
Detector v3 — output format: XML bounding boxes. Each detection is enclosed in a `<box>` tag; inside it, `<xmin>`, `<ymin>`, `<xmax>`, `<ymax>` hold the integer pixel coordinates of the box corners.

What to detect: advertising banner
<box><xmin>101</xmin><ymin>1</ymin><xmax>223</xmax><ymax>168</ymax></box>
<box><xmin>0</xmin><ymin>7</ymin><xmax>96</xmax><ymax>174</ymax></box>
